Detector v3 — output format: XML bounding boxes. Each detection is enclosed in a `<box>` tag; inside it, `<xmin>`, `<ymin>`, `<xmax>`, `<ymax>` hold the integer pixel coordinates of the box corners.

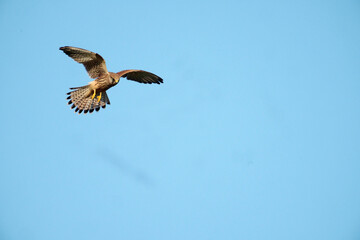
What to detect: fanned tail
<box><xmin>66</xmin><ymin>85</ymin><xmax>110</xmax><ymax>114</ymax></box>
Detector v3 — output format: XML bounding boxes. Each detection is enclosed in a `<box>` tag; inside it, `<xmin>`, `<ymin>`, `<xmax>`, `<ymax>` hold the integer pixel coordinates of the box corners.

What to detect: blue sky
<box><xmin>0</xmin><ymin>0</ymin><xmax>360</xmax><ymax>239</ymax></box>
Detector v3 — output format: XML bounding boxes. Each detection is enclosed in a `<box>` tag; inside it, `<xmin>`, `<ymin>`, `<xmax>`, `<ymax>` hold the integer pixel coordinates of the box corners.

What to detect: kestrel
<box><xmin>60</xmin><ymin>46</ymin><xmax>163</xmax><ymax>114</ymax></box>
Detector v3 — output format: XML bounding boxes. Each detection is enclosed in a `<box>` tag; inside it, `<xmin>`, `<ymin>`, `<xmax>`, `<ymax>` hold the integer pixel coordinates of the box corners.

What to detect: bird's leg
<box><xmin>97</xmin><ymin>92</ymin><xmax>102</xmax><ymax>102</ymax></box>
<box><xmin>91</xmin><ymin>89</ymin><xmax>96</xmax><ymax>99</ymax></box>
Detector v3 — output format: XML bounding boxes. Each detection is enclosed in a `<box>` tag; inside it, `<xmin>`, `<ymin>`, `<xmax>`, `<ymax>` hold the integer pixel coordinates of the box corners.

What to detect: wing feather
<box><xmin>60</xmin><ymin>46</ymin><xmax>108</xmax><ymax>79</ymax></box>
<box><xmin>117</xmin><ymin>70</ymin><xmax>163</xmax><ymax>84</ymax></box>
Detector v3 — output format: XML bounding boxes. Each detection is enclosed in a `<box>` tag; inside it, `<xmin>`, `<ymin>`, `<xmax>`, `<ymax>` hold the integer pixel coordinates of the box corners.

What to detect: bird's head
<box><xmin>110</xmin><ymin>72</ymin><xmax>120</xmax><ymax>86</ymax></box>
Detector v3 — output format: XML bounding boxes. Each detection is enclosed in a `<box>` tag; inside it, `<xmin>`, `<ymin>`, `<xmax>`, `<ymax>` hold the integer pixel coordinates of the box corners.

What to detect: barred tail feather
<box><xmin>66</xmin><ymin>85</ymin><xmax>110</xmax><ymax>114</ymax></box>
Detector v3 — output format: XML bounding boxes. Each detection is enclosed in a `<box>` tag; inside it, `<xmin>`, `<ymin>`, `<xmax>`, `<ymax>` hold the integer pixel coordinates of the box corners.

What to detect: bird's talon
<box><xmin>97</xmin><ymin>92</ymin><xmax>102</xmax><ymax>102</ymax></box>
<box><xmin>91</xmin><ymin>90</ymin><xmax>96</xmax><ymax>99</ymax></box>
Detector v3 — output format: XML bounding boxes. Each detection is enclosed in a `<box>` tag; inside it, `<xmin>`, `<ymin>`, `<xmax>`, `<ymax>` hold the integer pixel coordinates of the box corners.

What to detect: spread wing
<box><xmin>60</xmin><ymin>46</ymin><xmax>108</xmax><ymax>79</ymax></box>
<box><xmin>117</xmin><ymin>70</ymin><xmax>163</xmax><ymax>84</ymax></box>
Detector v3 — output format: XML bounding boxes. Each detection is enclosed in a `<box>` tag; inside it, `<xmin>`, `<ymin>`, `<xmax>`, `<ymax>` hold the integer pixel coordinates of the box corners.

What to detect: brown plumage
<box><xmin>60</xmin><ymin>46</ymin><xmax>163</xmax><ymax>114</ymax></box>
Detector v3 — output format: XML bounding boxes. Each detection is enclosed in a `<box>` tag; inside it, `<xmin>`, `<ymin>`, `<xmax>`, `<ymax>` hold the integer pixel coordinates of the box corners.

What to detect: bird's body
<box><xmin>88</xmin><ymin>73</ymin><xmax>117</xmax><ymax>93</ymax></box>
<box><xmin>60</xmin><ymin>46</ymin><xmax>163</xmax><ymax>114</ymax></box>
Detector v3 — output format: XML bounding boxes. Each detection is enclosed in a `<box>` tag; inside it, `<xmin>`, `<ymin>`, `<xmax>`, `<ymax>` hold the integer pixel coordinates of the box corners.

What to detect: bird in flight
<box><xmin>60</xmin><ymin>46</ymin><xmax>163</xmax><ymax>114</ymax></box>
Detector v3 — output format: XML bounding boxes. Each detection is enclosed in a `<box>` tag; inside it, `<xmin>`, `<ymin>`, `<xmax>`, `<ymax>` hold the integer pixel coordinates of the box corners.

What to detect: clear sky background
<box><xmin>0</xmin><ymin>0</ymin><xmax>359</xmax><ymax>239</ymax></box>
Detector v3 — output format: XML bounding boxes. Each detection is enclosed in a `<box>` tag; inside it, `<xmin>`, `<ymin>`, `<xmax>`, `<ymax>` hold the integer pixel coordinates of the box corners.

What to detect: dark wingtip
<box><xmin>101</xmin><ymin>105</ymin><xmax>106</xmax><ymax>109</ymax></box>
<box><xmin>89</xmin><ymin>109</ymin><xmax>94</xmax><ymax>113</ymax></box>
<box><xmin>75</xmin><ymin>107</ymin><xmax>79</xmax><ymax>112</ymax></box>
<box><xmin>71</xmin><ymin>104</ymin><xmax>76</xmax><ymax>109</ymax></box>
<box><xmin>78</xmin><ymin>109</ymin><xmax>83</xmax><ymax>114</ymax></box>
<box><xmin>68</xmin><ymin>100</ymin><xmax>72</xmax><ymax>105</ymax></box>
<box><xmin>158</xmin><ymin>77</ymin><xmax>163</xmax><ymax>83</ymax></box>
<box><xmin>84</xmin><ymin>109</ymin><xmax>89</xmax><ymax>114</ymax></box>
<box><xmin>67</xmin><ymin>95</ymin><xmax>71</xmax><ymax>100</ymax></box>
<box><xmin>95</xmin><ymin>107</ymin><xmax>100</xmax><ymax>112</ymax></box>
<box><xmin>59</xmin><ymin>46</ymin><xmax>70</xmax><ymax>50</ymax></box>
